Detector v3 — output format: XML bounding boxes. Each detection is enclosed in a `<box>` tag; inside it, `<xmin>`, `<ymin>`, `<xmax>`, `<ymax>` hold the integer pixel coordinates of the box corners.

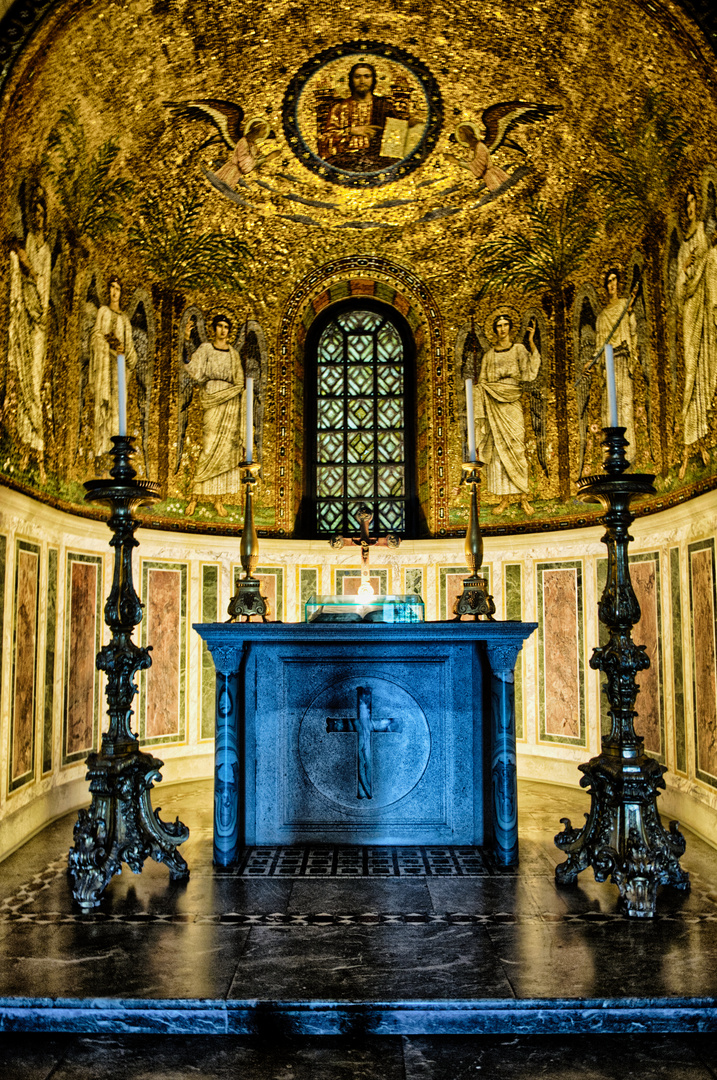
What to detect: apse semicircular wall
<box><xmin>3</xmin><ymin>0</ymin><xmax>717</xmax><ymax>857</ymax></box>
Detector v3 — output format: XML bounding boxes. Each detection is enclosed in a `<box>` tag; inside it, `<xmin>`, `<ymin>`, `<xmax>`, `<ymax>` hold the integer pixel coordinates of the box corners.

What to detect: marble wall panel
<box><xmin>339</xmin><ymin>572</ymin><xmax>384</xmax><ymax>597</ymax></box>
<box><xmin>42</xmin><ymin>548</ymin><xmax>58</xmax><ymax>774</ymax></box>
<box><xmin>596</xmin><ymin>558</ymin><xmax>610</xmax><ymax>736</ymax></box>
<box><xmin>504</xmin><ymin>563</ymin><xmax>524</xmax><ymax>741</ymax></box>
<box><xmin>671</xmin><ymin>546</ymin><xmax>687</xmax><ymax>774</ymax></box>
<box><xmin>232</xmin><ymin>564</ymin><xmax>284</xmax><ymax>622</ymax></box>
<box><xmin>299</xmin><ymin>566</ymin><xmax>320</xmax><ymax>620</ymax></box>
<box><xmin>403</xmin><ymin>567</ymin><xmax>424</xmax><ymax>600</ymax></box>
<box><xmin>200</xmin><ymin>563</ymin><xmax>218</xmax><ymax>741</ymax></box>
<box><xmin>0</xmin><ymin>535</ymin><xmax>5</xmax><ymax>711</ymax></box>
<box><xmin>438</xmin><ymin>565</ymin><xmax>490</xmax><ymax>621</ymax></box>
<box><xmin>63</xmin><ymin>553</ymin><xmax>102</xmax><ymax>765</ymax></box>
<box><xmin>140</xmin><ymin>562</ymin><xmax>187</xmax><ymax>744</ymax></box>
<box><xmin>630</xmin><ymin>555</ymin><xmax>665</xmax><ymax>760</ymax></box>
<box><xmin>9</xmin><ymin>541</ymin><xmax>40</xmax><ymax>791</ymax></box>
<box><xmin>689</xmin><ymin>539</ymin><xmax>717</xmax><ymax>787</ymax></box>
<box><xmin>537</xmin><ymin>562</ymin><xmax>585</xmax><ymax>745</ymax></box>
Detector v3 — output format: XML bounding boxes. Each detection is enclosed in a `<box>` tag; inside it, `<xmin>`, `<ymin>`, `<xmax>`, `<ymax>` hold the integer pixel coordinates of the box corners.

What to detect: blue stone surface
<box><xmin>194</xmin><ymin>622</ymin><xmax>536</xmax><ymax>862</ymax></box>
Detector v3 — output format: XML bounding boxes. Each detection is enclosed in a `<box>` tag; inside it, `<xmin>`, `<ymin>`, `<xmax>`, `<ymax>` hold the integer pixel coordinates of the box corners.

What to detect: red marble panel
<box><xmin>692</xmin><ymin>549</ymin><xmax>717</xmax><ymax>780</ymax></box>
<box><xmin>543</xmin><ymin>568</ymin><xmax>581</xmax><ymax>739</ymax></box>
<box><xmin>250</xmin><ymin>573</ymin><xmax>277</xmax><ymax>623</ymax></box>
<box><xmin>65</xmin><ymin>560</ymin><xmax>98</xmax><ymax>759</ymax></box>
<box><xmin>342</xmin><ymin>575</ymin><xmax>381</xmax><ymax>597</ymax></box>
<box><xmin>12</xmin><ymin>549</ymin><xmax>38</xmax><ymax>782</ymax></box>
<box><xmin>631</xmin><ymin>560</ymin><xmax>661</xmax><ymax>755</ymax></box>
<box><xmin>145</xmin><ymin>568</ymin><xmax>181</xmax><ymax>739</ymax></box>
<box><xmin>444</xmin><ymin>572</ymin><xmax>473</xmax><ymax>620</ymax></box>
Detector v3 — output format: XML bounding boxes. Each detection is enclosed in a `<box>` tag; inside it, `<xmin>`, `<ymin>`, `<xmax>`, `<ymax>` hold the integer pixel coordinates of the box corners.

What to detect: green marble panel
<box><xmin>671</xmin><ymin>546</ymin><xmax>687</xmax><ymax>775</ymax></box>
<box><xmin>404</xmin><ymin>567</ymin><xmax>424</xmax><ymax>599</ymax></box>
<box><xmin>439</xmin><ymin>565</ymin><xmax>490</xmax><ymax>621</ymax></box>
<box><xmin>504</xmin><ymin>563</ymin><xmax>524</xmax><ymax>741</ymax></box>
<box><xmin>200</xmin><ymin>563</ymin><xmax>218</xmax><ymax>741</ymax></box>
<box><xmin>300</xmin><ymin>567</ymin><xmax>319</xmax><ymax>621</ymax></box>
<box><xmin>43</xmin><ymin>548</ymin><xmax>58</xmax><ymax>774</ymax></box>
<box><xmin>536</xmin><ymin>560</ymin><xmax>586</xmax><ymax>746</ymax></box>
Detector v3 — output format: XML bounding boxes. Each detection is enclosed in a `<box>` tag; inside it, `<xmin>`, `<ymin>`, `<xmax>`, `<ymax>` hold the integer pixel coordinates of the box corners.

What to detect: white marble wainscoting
<box><xmin>2</xmin><ymin>482</ymin><xmax>717</xmax><ymax>859</ymax></box>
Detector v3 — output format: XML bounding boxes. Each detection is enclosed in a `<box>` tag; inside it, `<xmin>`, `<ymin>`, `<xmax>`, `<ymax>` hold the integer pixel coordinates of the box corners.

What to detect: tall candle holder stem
<box><xmin>452</xmin><ymin>462</ymin><xmax>496</xmax><ymax>620</ymax></box>
<box><xmin>227</xmin><ymin>463</ymin><xmax>270</xmax><ymax>622</ymax></box>
<box><xmin>554</xmin><ymin>428</ymin><xmax>689</xmax><ymax>917</ymax></box>
<box><xmin>68</xmin><ymin>437</ymin><xmax>189</xmax><ymax>910</ymax></box>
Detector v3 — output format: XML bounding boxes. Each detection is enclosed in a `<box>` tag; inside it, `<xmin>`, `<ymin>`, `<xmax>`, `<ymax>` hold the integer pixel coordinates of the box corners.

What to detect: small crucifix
<box><xmin>329</xmin><ymin>506</ymin><xmax>400</xmax><ymax>600</ymax></box>
<box><xmin>326</xmin><ymin>686</ymin><xmax>403</xmax><ymax>799</ymax></box>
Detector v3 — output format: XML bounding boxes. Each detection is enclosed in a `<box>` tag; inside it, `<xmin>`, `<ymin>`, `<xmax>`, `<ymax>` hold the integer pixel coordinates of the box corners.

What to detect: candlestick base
<box><xmin>554</xmin><ymin>428</ymin><xmax>689</xmax><ymax>917</ymax></box>
<box><xmin>68</xmin><ymin>437</ymin><xmax>189</xmax><ymax>910</ymax></box>
<box><xmin>227</xmin><ymin>462</ymin><xmax>271</xmax><ymax>623</ymax></box>
<box><xmin>452</xmin><ymin>463</ymin><xmax>496</xmax><ymax>621</ymax></box>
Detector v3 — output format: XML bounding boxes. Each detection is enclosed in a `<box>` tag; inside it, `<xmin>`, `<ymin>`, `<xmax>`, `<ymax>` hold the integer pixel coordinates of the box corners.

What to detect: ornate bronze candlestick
<box><xmin>227</xmin><ymin>463</ymin><xmax>270</xmax><ymax>621</ymax></box>
<box><xmin>68</xmin><ymin>436</ymin><xmax>189</xmax><ymax>910</ymax></box>
<box><xmin>452</xmin><ymin>463</ymin><xmax>495</xmax><ymax>620</ymax></box>
<box><xmin>555</xmin><ymin>428</ymin><xmax>689</xmax><ymax>917</ymax></box>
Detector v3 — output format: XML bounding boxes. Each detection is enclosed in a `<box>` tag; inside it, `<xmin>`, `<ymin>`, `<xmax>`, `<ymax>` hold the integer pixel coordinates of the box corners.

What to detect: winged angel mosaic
<box><xmin>165</xmin><ymin>43</ymin><xmax>561</xmax><ymax>228</ymax></box>
<box><xmin>459</xmin><ymin>310</ymin><xmax>548</xmax><ymax>516</ymax></box>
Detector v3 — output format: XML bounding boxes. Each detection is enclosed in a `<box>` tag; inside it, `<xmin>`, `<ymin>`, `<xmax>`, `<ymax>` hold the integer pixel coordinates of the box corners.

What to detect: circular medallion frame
<box><xmin>282</xmin><ymin>41</ymin><xmax>443</xmax><ymax>188</ymax></box>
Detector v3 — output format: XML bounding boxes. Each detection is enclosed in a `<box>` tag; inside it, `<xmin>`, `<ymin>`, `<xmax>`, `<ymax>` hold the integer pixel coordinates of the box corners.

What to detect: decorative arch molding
<box><xmin>276</xmin><ymin>256</ymin><xmax>449</xmax><ymax>537</ymax></box>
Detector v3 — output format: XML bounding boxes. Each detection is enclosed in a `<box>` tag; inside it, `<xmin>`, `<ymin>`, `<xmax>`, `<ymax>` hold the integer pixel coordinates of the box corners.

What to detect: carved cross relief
<box><xmin>326</xmin><ymin>685</ymin><xmax>403</xmax><ymax>799</ymax></box>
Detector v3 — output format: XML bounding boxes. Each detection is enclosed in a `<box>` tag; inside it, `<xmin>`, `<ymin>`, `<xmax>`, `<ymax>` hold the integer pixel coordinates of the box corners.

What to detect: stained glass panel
<box><xmin>317</xmin><ymin>398</ymin><xmax>343</xmax><ymax>429</ymax></box>
<box><xmin>376</xmin><ymin>399</ymin><xmax>403</xmax><ymax>429</ymax></box>
<box><xmin>338</xmin><ymin>311</ymin><xmax>382</xmax><ymax>334</ymax></box>
<box><xmin>347</xmin><ymin>336</ymin><xmax>373</xmax><ymax>365</ymax></box>
<box><xmin>347</xmin><ymin>399</ymin><xmax>372</xmax><ymax>429</ymax></box>
<box><xmin>317</xmin><ymin>467</ymin><xmax>343</xmax><ymax>497</ymax></box>
<box><xmin>377</xmin><ymin>366</ymin><xmax>402</xmax><ymax>394</ymax></box>
<box><xmin>380</xmin><ymin>502</ymin><xmax>406</xmax><ymax>532</ymax></box>
<box><xmin>318</xmin><ymin>365</ymin><xmax>343</xmax><ymax>395</ymax></box>
<box><xmin>377</xmin><ymin>322</ymin><xmax>402</xmax><ymax>363</ymax></box>
<box><xmin>347</xmin><ymin>466</ymin><xmax>374</xmax><ymax>497</ymax></box>
<box><xmin>318</xmin><ymin>432</ymin><xmax>344</xmax><ymax>461</ymax></box>
<box><xmin>318</xmin><ymin>326</ymin><xmax>343</xmax><ymax>364</ymax></box>
<box><xmin>347</xmin><ymin>432</ymin><xmax>373</xmax><ymax>462</ymax></box>
<box><xmin>317</xmin><ymin>501</ymin><xmax>344</xmax><ymax>532</ymax></box>
<box><xmin>346</xmin><ymin>366</ymin><xmax>373</xmax><ymax>395</ymax></box>
<box><xmin>378</xmin><ymin>466</ymin><xmax>404</xmax><ymax>497</ymax></box>
<box><xmin>377</xmin><ymin>430</ymin><xmax>404</xmax><ymax>461</ymax></box>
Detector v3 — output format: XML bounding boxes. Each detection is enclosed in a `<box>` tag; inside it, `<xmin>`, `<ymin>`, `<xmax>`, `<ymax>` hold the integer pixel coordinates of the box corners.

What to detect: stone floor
<box><xmin>2</xmin><ymin>778</ymin><xmax>717</xmax><ymax>1075</ymax></box>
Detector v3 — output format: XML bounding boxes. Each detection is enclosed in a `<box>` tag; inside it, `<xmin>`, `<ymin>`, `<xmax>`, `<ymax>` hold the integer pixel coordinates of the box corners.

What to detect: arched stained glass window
<box><xmin>310</xmin><ymin>305</ymin><xmax>414</xmax><ymax>538</ymax></box>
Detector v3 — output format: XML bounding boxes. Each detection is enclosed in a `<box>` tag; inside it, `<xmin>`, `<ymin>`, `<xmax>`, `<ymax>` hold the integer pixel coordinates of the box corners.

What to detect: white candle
<box><xmin>245</xmin><ymin>376</ymin><xmax>254</xmax><ymax>463</ymax></box>
<box><xmin>117</xmin><ymin>353</ymin><xmax>127</xmax><ymax>436</ymax></box>
<box><xmin>465</xmin><ymin>378</ymin><xmax>476</xmax><ymax>462</ymax></box>
<box><xmin>604</xmin><ymin>343</ymin><xmax>618</xmax><ymax>428</ymax></box>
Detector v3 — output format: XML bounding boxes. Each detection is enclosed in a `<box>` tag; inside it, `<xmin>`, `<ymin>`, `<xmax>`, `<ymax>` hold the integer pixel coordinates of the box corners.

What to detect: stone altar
<box><xmin>194</xmin><ymin>621</ymin><xmax>536</xmax><ymax>866</ymax></box>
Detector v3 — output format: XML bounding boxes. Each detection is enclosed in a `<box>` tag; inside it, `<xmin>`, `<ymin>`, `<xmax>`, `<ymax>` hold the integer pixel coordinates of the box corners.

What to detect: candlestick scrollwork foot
<box><xmin>68</xmin><ymin>437</ymin><xmax>189</xmax><ymax>910</ymax></box>
<box><xmin>452</xmin><ymin>463</ymin><xmax>495</xmax><ymax>621</ymax></box>
<box><xmin>554</xmin><ymin>428</ymin><xmax>689</xmax><ymax>917</ymax></box>
<box><xmin>227</xmin><ymin>463</ymin><xmax>270</xmax><ymax>622</ymax></box>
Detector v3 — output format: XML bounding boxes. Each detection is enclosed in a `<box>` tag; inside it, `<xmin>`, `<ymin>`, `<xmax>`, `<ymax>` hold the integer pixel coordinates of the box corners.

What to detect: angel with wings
<box><xmin>574</xmin><ymin>266</ymin><xmax>649</xmax><ymax>474</ymax></box>
<box><xmin>672</xmin><ymin>181</ymin><xmax>717</xmax><ymax>479</ymax></box>
<box><xmin>445</xmin><ymin>100</ymin><xmax>561</xmax><ymax>190</ymax></box>
<box><xmin>463</xmin><ymin>310</ymin><xmax>546</xmax><ymax>516</ymax></box>
<box><xmin>164</xmin><ymin>99</ymin><xmax>280</xmax><ymax>186</ymax></box>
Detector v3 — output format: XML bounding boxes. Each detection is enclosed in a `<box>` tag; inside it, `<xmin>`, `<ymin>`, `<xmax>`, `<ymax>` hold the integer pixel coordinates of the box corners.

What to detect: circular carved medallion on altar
<box><xmin>298</xmin><ymin>676</ymin><xmax>431</xmax><ymax>809</ymax></box>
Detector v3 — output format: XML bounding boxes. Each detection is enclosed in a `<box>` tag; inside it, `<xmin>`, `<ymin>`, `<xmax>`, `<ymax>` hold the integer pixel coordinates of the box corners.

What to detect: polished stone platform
<box><xmin>2</xmin><ymin>778</ymin><xmax>717</xmax><ymax>1046</ymax></box>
